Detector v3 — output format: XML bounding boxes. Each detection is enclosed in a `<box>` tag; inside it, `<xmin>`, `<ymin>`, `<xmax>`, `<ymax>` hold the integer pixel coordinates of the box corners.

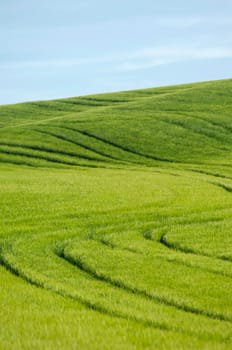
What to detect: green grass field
<box><xmin>1</xmin><ymin>79</ymin><xmax>232</xmax><ymax>349</ymax></box>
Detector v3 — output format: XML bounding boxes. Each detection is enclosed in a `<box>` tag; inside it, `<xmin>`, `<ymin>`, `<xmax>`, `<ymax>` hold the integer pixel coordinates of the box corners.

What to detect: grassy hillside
<box><xmin>1</xmin><ymin>79</ymin><xmax>232</xmax><ymax>349</ymax></box>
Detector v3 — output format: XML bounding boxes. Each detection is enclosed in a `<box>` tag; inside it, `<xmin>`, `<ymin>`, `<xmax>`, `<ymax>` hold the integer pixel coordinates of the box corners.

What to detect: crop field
<box><xmin>0</xmin><ymin>79</ymin><xmax>232</xmax><ymax>349</ymax></box>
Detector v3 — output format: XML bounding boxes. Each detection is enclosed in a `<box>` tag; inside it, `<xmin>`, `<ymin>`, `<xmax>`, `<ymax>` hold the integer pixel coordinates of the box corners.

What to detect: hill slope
<box><xmin>0</xmin><ymin>79</ymin><xmax>232</xmax><ymax>350</ymax></box>
<box><xmin>1</xmin><ymin>79</ymin><xmax>232</xmax><ymax>169</ymax></box>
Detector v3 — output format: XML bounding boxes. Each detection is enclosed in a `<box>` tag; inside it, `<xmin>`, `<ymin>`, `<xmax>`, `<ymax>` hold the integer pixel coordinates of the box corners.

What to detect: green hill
<box><xmin>1</xmin><ymin>79</ymin><xmax>232</xmax><ymax>350</ymax></box>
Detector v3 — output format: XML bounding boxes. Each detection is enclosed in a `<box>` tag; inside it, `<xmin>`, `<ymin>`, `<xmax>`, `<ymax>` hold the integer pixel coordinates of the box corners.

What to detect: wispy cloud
<box><xmin>115</xmin><ymin>47</ymin><xmax>232</xmax><ymax>71</ymax></box>
<box><xmin>1</xmin><ymin>47</ymin><xmax>232</xmax><ymax>72</ymax></box>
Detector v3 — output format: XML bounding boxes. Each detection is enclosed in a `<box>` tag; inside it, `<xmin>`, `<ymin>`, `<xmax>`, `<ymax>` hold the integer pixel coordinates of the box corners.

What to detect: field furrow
<box><xmin>1</xmin><ymin>79</ymin><xmax>232</xmax><ymax>349</ymax></box>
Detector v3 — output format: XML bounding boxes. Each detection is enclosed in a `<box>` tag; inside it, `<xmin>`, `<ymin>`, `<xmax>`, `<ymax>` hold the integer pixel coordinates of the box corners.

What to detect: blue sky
<box><xmin>1</xmin><ymin>0</ymin><xmax>232</xmax><ymax>104</ymax></box>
